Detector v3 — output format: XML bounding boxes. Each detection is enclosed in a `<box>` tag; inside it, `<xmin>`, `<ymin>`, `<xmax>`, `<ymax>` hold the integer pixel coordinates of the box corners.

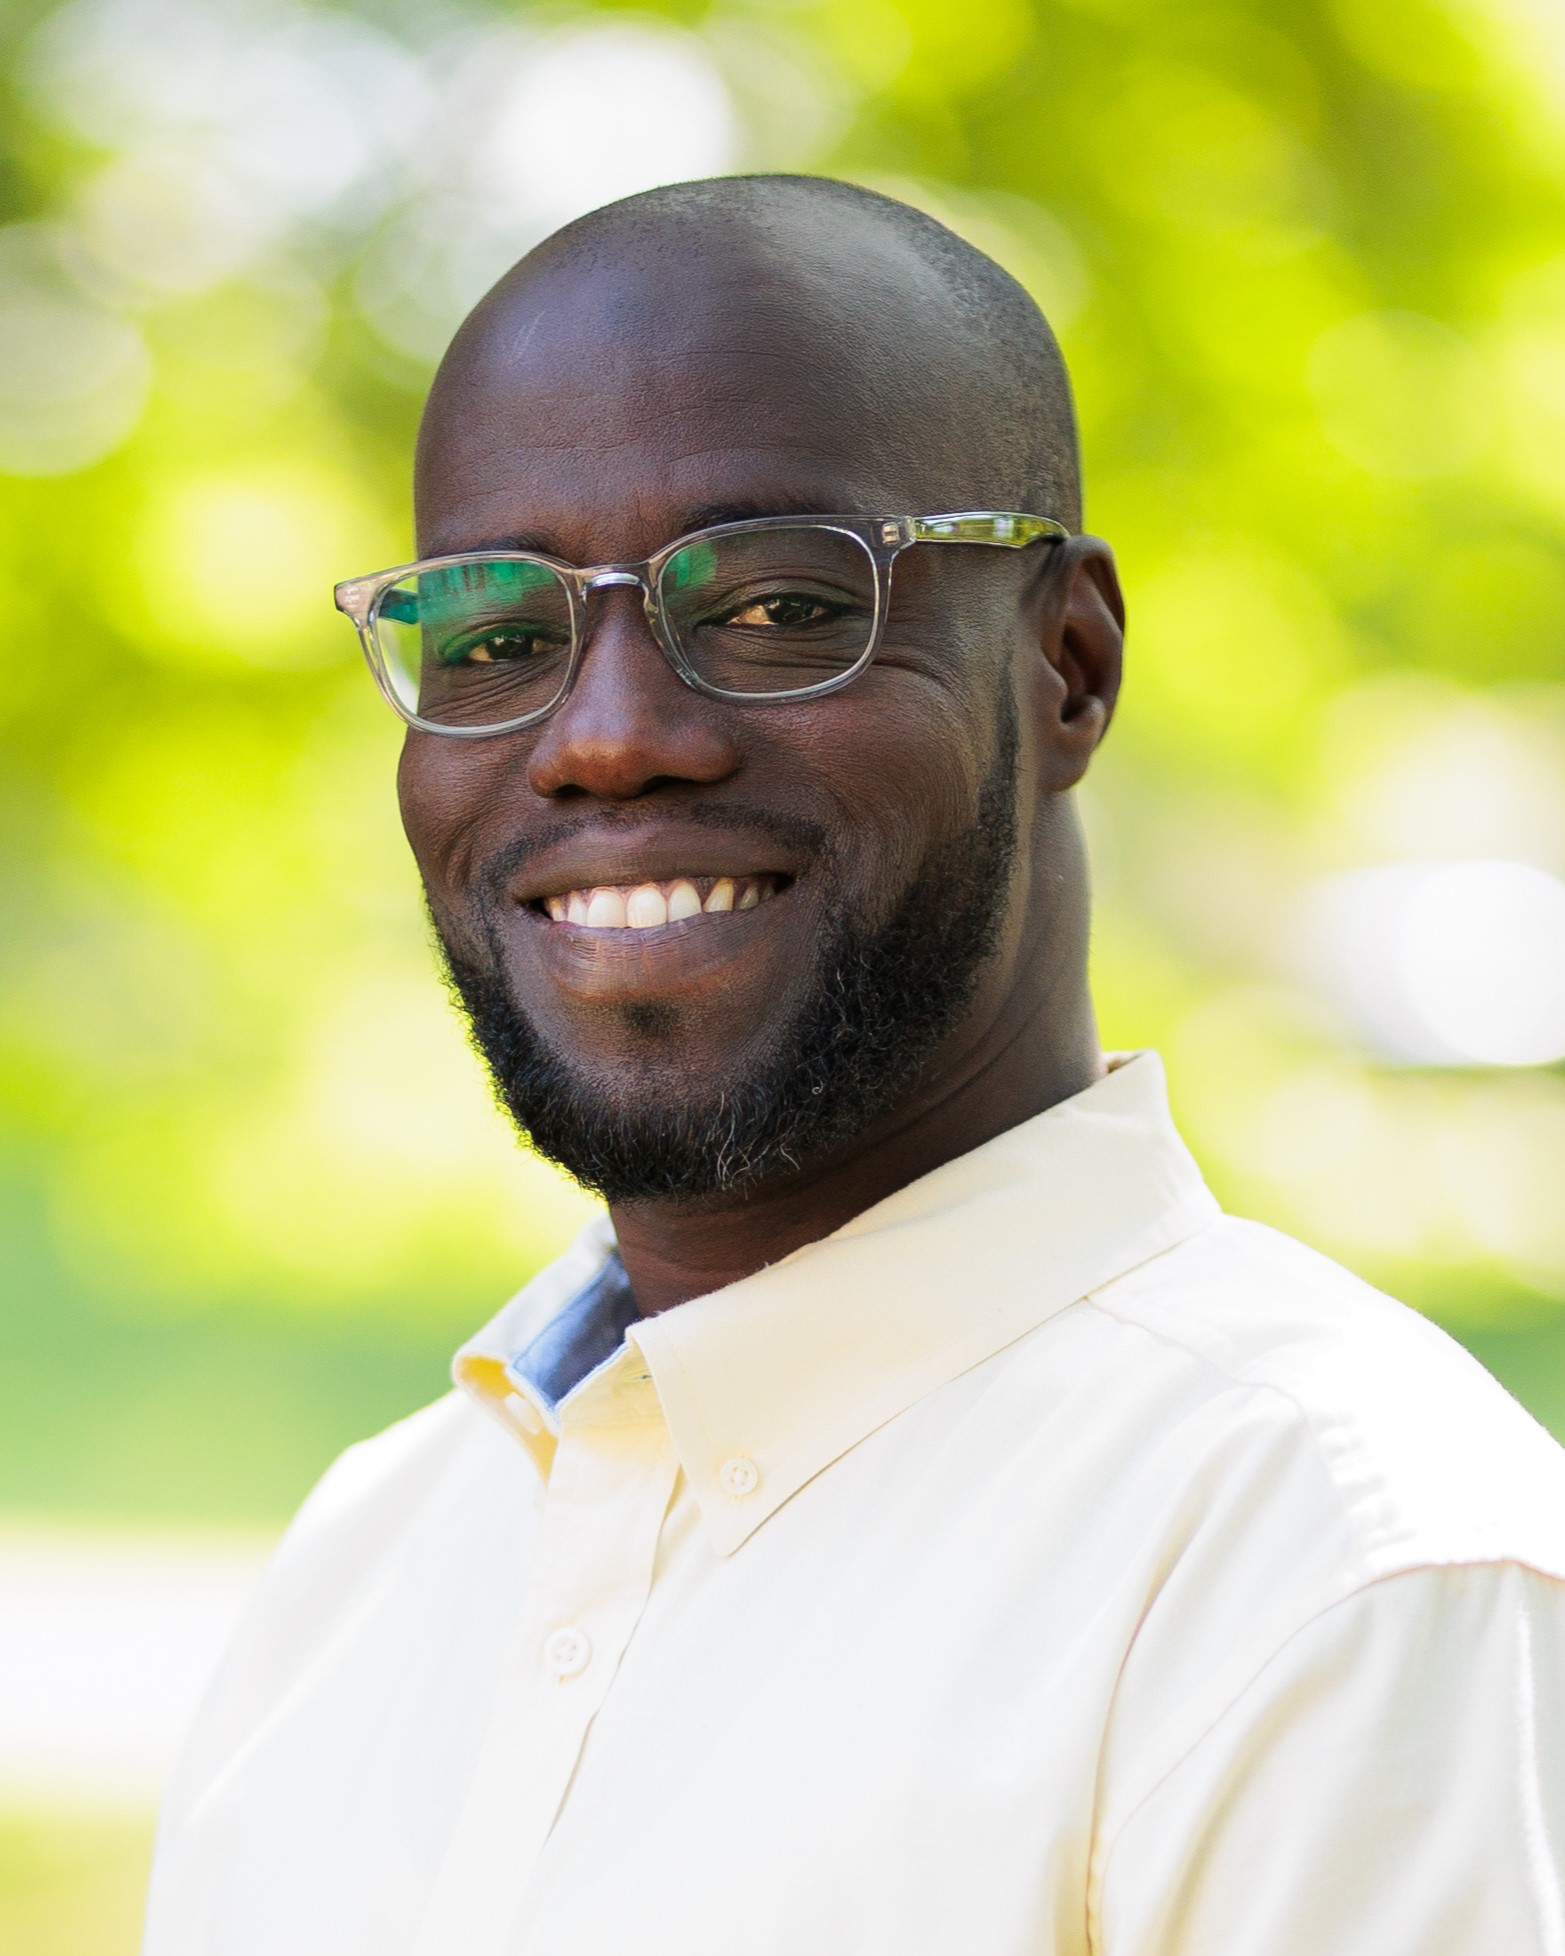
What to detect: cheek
<box><xmin>396</xmin><ymin>734</ymin><xmax>521</xmax><ymax>906</ymax></box>
<box><xmin>797</xmin><ymin>670</ymin><xmax>995</xmax><ymax>897</ymax></box>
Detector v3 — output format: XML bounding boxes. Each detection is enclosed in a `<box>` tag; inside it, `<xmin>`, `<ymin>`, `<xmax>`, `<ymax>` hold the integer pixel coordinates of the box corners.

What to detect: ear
<box><xmin>1028</xmin><ymin>535</ymin><xmax>1124</xmax><ymax>791</ymax></box>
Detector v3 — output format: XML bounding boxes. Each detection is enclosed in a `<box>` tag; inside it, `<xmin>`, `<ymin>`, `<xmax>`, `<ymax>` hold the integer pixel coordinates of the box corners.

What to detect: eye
<box><xmin>721</xmin><ymin>593</ymin><xmax>843</xmax><ymax>630</ymax></box>
<box><xmin>442</xmin><ymin>627</ymin><xmax>564</xmax><ymax>666</ymax></box>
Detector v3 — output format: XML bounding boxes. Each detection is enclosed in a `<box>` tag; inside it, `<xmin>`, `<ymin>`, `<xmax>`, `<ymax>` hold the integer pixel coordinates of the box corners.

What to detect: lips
<box><xmin>539</xmin><ymin>874</ymin><xmax>784</xmax><ymax>929</ymax></box>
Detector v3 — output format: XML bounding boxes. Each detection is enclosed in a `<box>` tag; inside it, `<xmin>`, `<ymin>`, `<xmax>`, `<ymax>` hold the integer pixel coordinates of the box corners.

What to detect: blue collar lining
<box><xmin>509</xmin><ymin>1252</ymin><xmax>640</xmax><ymax>1411</ymax></box>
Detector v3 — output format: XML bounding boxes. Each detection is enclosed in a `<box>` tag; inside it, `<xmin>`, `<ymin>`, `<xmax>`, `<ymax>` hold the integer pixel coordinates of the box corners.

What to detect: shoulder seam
<box><xmin>1079</xmin><ymin>1285</ymin><xmax>1374</xmax><ymax>1530</ymax></box>
<box><xmin>1078</xmin><ymin>1285</ymin><xmax>1464</xmax><ymax>1572</ymax></box>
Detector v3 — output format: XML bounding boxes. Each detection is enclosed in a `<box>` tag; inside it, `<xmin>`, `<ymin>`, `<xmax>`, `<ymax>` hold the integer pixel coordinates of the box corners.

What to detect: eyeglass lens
<box><xmin>371</xmin><ymin>527</ymin><xmax>879</xmax><ymax>729</ymax></box>
<box><xmin>374</xmin><ymin>558</ymin><xmax>576</xmax><ymax>728</ymax></box>
<box><xmin>656</xmin><ymin>526</ymin><xmax>876</xmax><ymax>697</ymax></box>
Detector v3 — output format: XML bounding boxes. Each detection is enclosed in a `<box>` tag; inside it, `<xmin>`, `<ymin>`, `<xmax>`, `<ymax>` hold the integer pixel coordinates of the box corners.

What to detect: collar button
<box><xmin>718</xmin><ymin>1455</ymin><xmax>760</xmax><ymax>1500</ymax></box>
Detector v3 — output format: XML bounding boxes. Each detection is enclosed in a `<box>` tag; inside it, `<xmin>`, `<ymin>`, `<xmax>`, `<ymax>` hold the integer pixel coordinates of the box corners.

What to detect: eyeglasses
<box><xmin>333</xmin><ymin>510</ymin><xmax>1069</xmax><ymax>739</ymax></box>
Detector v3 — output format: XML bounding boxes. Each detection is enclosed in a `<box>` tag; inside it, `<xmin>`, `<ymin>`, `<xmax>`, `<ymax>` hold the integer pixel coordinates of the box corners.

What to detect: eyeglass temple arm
<box><xmin>907</xmin><ymin>513</ymin><xmax>1070</xmax><ymax>547</ymax></box>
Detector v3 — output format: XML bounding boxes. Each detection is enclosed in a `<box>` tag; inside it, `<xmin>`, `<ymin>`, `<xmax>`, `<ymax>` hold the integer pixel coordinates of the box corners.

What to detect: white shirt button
<box><xmin>543</xmin><ymin>1626</ymin><xmax>592</xmax><ymax>1678</ymax></box>
<box><xmin>719</xmin><ymin>1455</ymin><xmax>760</xmax><ymax>1500</ymax></box>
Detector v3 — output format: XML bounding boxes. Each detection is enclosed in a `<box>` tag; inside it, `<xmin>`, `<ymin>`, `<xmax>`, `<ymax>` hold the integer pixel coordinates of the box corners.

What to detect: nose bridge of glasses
<box><xmin>568</xmin><ymin>564</ymin><xmax>680</xmax><ymax>699</ymax></box>
<box><xmin>577</xmin><ymin>566</ymin><xmax>660</xmax><ymax>645</ymax></box>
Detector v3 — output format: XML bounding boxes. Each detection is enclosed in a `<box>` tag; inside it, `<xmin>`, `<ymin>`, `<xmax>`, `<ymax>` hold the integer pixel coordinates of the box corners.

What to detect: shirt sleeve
<box><xmin>1094</xmin><ymin>1561</ymin><xmax>1565</xmax><ymax>1955</ymax></box>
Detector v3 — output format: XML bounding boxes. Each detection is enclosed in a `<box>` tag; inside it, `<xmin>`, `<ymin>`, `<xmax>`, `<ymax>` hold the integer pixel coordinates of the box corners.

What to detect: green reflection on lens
<box><xmin>408</xmin><ymin>558</ymin><xmax>560</xmax><ymax>627</ymax></box>
<box><xmin>667</xmin><ymin>541</ymin><xmax>719</xmax><ymax>590</ymax></box>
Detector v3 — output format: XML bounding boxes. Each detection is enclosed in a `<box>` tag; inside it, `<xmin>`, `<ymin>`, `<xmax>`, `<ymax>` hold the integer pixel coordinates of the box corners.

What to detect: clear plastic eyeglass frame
<box><xmin>333</xmin><ymin>509</ymin><xmax>1070</xmax><ymax>739</ymax></box>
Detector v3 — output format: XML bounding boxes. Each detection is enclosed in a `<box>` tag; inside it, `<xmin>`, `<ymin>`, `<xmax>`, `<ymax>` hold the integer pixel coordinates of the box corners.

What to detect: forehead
<box><xmin>415</xmin><ymin>232</ymin><xmax>991</xmax><ymax>561</ymax></box>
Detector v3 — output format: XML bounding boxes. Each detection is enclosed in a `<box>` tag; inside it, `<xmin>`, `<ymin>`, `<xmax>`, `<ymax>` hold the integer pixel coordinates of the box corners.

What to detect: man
<box><xmin>144</xmin><ymin>177</ymin><xmax>1565</xmax><ymax>1955</ymax></box>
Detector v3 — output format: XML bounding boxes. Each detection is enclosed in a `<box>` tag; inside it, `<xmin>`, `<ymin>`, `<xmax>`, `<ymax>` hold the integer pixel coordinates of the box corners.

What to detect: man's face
<box><xmin>402</xmin><ymin>245</ymin><xmax>1053</xmax><ymax>1201</ymax></box>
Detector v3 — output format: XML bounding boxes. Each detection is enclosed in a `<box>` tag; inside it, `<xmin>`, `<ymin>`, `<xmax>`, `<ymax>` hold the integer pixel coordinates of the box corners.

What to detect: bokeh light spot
<box><xmin>1302</xmin><ymin>859</ymin><xmax>1565</xmax><ymax>1066</ymax></box>
<box><xmin>473</xmin><ymin>21</ymin><xmax>737</xmax><ymax>230</ymax></box>
<box><xmin>0</xmin><ymin>222</ymin><xmax>151</xmax><ymax>476</ymax></box>
<box><xmin>132</xmin><ymin>466</ymin><xmax>381</xmax><ymax>669</ymax></box>
<box><xmin>0</xmin><ymin>293</ymin><xmax>150</xmax><ymax>478</ymax></box>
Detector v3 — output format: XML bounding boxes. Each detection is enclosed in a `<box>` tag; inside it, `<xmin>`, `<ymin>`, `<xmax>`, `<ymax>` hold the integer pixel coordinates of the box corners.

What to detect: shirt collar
<box><xmin>455</xmin><ymin>1051</ymin><xmax>1219</xmax><ymax>1552</ymax></box>
<box><xmin>453</xmin><ymin>1211</ymin><xmax>622</xmax><ymax>1474</ymax></box>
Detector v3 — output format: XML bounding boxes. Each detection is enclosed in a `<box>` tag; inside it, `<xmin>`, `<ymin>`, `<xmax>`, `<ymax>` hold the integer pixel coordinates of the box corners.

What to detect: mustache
<box><xmin>471</xmin><ymin>800</ymin><xmax>837</xmax><ymax>911</ymax></box>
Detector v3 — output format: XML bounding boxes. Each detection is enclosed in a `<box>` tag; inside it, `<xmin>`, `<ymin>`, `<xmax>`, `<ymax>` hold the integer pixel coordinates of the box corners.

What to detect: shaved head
<box><xmin>419</xmin><ymin>173</ymin><xmax>1082</xmax><ymax>538</ymax></box>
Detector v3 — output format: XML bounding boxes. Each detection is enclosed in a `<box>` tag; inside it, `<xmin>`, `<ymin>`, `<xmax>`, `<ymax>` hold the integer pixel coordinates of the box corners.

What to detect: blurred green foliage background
<box><xmin>2</xmin><ymin>0</ymin><xmax>1564</xmax><ymax>1944</ymax></box>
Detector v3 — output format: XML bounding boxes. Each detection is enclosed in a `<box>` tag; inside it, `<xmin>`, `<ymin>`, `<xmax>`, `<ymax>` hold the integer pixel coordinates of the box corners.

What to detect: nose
<box><xmin>525</xmin><ymin>587</ymin><xmax>741</xmax><ymax>802</ymax></box>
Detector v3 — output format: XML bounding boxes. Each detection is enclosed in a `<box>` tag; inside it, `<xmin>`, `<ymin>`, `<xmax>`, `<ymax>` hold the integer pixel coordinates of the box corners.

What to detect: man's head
<box><xmin>400</xmin><ymin>175</ymin><xmax>1123</xmax><ymax>1207</ymax></box>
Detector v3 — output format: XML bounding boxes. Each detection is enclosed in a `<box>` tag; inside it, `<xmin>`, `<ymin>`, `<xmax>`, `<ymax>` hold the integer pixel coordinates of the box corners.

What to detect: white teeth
<box><xmin>547</xmin><ymin>875</ymin><xmax>779</xmax><ymax>927</ymax></box>
<box><xmin>625</xmin><ymin>884</ymin><xmax>668</xmax><ymax>929</ymax></box>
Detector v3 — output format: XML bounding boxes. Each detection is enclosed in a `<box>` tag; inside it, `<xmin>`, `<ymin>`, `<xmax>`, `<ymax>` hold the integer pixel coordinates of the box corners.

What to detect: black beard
<box><xmin>438</xmin><ymin>703</ymin><xmax>1019</xmax><ymax>1204</ymax></box>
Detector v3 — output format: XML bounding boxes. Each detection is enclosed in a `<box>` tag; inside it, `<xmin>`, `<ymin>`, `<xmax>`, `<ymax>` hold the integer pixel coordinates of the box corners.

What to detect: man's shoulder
<box><xmin>1083</xmin><ymin>1213</ymin><xmax>1565</xmax><ymax>1581</ymax></box>
<box><xmin>159</xmin><ymin>1388</ymin><xmax>514</xmax><ymax>1823</ymax></box>
<box><xmin>280</xmin><ymin>1387</ymin><xmax>516</xmax><ymax>1577</ymax></box>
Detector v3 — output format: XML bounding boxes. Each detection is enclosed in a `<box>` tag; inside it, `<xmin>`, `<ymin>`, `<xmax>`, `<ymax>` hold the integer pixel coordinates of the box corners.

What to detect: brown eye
<box><xmin>725</xmin><ymin>594</ymin><xmax>838</xmax><ymax>629</ymax></box>
<box><xmin>472</xmin><ymin>633</ymin><xmax>540</xmax><ymax>662</ymax></box>
<box><xmin>440</xmin><ymin>629</ymin><xmax>563</xmax><ymax>667</ymax></box>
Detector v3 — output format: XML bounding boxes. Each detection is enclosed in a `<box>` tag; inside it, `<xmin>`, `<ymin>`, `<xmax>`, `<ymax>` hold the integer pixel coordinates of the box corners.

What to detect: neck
<box><xmin>608</xmin><ymin>978</ymin><xmax>1103</xmax><ymax>1317</ymax></box>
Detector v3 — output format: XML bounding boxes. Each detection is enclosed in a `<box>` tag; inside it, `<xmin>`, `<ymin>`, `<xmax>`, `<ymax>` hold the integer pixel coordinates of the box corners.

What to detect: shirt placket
<box><xmin>413</xmin><ymin>1359</ymin><xmax>678</xmax><ymax>1956</ymax></box>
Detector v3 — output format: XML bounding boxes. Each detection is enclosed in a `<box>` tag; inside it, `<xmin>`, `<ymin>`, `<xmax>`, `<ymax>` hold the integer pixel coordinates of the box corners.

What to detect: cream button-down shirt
<box><xmin>144</xmin><ymin>1053</ymin><xmax>1565</xmax><ymax>1956</ymax></box>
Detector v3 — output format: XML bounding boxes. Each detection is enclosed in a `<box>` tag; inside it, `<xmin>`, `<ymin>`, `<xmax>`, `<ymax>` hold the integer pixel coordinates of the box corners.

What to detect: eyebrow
<box><xmin>677</xmin><ymin>494</ymin><xmax>852</xmax><ymax>533</ymax></box>
<box><xmin>443</xmin><ymin>495</ymin><xmax>868</xmax><ymax>564</ymax></box>
<box><xmin>448</xmin><ymin>532</ymin><xmax>560</xmax><ymax>557</ymax></box>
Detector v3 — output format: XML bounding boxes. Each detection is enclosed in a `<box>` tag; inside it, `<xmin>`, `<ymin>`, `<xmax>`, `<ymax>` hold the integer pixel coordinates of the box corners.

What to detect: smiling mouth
<box><xmin>534</xmin><ymin>874</ymin><xmax>789</xmax><ymax>930</ymax></box>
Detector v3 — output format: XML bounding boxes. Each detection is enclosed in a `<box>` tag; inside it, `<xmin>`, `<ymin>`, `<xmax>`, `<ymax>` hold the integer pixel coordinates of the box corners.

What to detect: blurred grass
<box><xmin>0</xmin><ymin>1812</ymin><xmax>153</xmax><ymax>1956</ymax></box>
<box><xmin>0</xmin><ymin>1170</ymin><xmax>458</xmax><ymax>1521</ymax></box>
<box><xmin>1461</xmin><ymin>1322</ymin><xmax>1565</xmax><ymax>1442</ymax></box>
